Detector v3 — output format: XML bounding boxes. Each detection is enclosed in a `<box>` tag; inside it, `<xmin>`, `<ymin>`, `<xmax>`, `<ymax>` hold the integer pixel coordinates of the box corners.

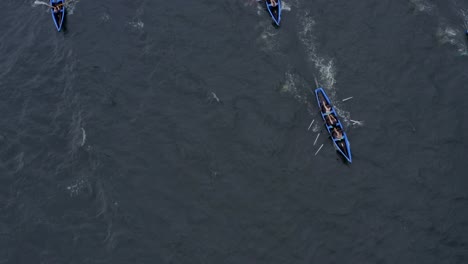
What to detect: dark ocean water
<box><xmin>1</xmin><ymin>0</ymin><xmax>468</xmax><ymax>263</ymax></box>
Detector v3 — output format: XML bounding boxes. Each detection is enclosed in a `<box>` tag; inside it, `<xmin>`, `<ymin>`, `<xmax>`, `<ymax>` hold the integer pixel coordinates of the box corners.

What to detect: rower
<box><xmin>326</xmin><ymin>114</ymin><xmax>337</xmax><ymax>126</ymax></box>
<box><xmin>321</xmin><ymin>101</ymin><xmax>332</xmax><ymax>115</ymax></box>
<box><xmin>52</xmin><ymin>3</ymin><xmax>63</xmax><ymax>13</ymax></box>
<box><xmin>332</xmin><ymin>127</ymin><xmax>343</xmax><ymax>140</ymax></box>
<box><xmin>270</xmin><ymin>0</ymin><xmax>278</xmax><ymax>7</ymax></box>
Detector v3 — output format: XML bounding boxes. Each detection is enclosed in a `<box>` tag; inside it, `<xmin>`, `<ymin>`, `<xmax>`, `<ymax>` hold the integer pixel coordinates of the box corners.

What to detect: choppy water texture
<box><xmin>1</xmin><ymin>0</ymin><xmax>468</xmax><ymax>263</ymax></box>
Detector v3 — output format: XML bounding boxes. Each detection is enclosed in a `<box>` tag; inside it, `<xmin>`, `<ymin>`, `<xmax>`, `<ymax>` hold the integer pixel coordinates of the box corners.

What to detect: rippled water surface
<box><xmin>1</xmin><ymin>0</ymin><xmax>468</xmax><ymax>263</ymax></box>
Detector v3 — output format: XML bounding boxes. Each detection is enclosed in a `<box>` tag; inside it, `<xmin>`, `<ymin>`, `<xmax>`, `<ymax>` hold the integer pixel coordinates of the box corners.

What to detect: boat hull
<box><xmin>50</xmin><ymin>0</ymin><xmax>65</xmax><ymax>31</ymax></box>
<box><xmin>314</xmin><ymin>87</ymin><xmax>352</xmax><ymax>163</ymax></box>
<box><xmin>265</xmin><ymin>0</ymin><xmax>281</xmax><ymax>26</ymax></box>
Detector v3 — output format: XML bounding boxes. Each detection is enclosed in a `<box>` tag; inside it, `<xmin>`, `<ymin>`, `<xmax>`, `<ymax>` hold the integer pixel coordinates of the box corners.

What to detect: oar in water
<box><xmin>34</xmin><ymin>0</ymin><xmax>53</xmax><ymax>8</ymax></box>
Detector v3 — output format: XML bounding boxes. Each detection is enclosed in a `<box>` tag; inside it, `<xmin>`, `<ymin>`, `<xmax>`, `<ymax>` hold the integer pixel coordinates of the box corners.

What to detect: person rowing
<box><xmin>52</xmin><ymin>3</ymin><xmax>63</xmax><ymax>13</ymax></box>
<box><xmin>332</xmin><ymin>127</ymin><xmax>343</xmax><ymax>140</ymax></box>
<box><xmin>321</xmin><ymin>101</ymin><xmax>332</xmax><ymax>114</ymax></box>
<box><xmin>266</xmin><ymin>0</ymin><xmax>278</xmax><ymax>7</ymax></box>
<box><xmin>326</xmin><ymin>114</ymin><xmax>337</xmax><ymax>126</ymax></box>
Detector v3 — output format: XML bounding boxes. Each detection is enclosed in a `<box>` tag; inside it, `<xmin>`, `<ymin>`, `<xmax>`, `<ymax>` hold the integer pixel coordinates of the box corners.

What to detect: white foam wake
<box><xmin>298</xmin><ymin>12</ymin><xmax>337</xmax><ymax>95</ymax></box>
<box><xmin>296</xmin><ymin>11</ymin><xmax>363</xmax><ymax>128</ymax></box>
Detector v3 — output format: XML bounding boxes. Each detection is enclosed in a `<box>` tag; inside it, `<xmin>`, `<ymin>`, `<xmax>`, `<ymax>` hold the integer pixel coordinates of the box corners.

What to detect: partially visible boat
<box><xmin>314</xmin><ymin>87</ymin><xmax>352</xmax><ymax>163</ymax></box>
<box><xmin>50</xmin><ymin>0</ymin><xmax>65</xmax><ymax>31</ymax></box>
<box><xmin>265</xmin><ymin>0</ymin><xmax>281</xmax><ymax>26</ymax></box>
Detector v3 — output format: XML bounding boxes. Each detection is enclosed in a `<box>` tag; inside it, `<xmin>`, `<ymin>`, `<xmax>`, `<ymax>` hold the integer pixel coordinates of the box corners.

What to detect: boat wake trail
<box><xmin>298</xmin><ymin>12</ymin><xmax>336</xmax><ymax>95</ymax></box>
<box><xmin>296</xmin><ymin>11</ymin><xmax>363</xmax><ymax>128</ymax></box>
<box><xmin>128</xmin><ymin>20</ymin><xmax>145</xmax><ymax>31</ymax></box>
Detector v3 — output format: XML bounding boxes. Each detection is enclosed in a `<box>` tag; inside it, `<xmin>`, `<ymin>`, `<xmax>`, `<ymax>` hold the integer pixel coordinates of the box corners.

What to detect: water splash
<box><xmin>436</xmin><ymin>23</ymin><xmax>467</xmax><ymax>55</ymax></box>
<box><xmin>409</xmin><ymin>0</ymin><xmax>434</xmax><ymax>13</ymax></box>
<box><xmin>281</xmin><ymin>1</ymin><xmax>292</xmax><ymax>12</ymax></box>
<box><xmin>100</xmin><ymin>13</ymin><xmax>111</xmax><ymax>23</ymax></box>
<box><xmin>311</xmin><ymin>123</ymin><xmax>320</xmax><ymax>132</ymax></box>
<box><xmin>334</xmin><ymin>106</ymin><xmax>364</xmax><ymax>128</ymax></box>
<box><xmin>128</xmin><ymin>20</ymin><xmax>145</xmax><ymax>31</ymax></box>
<box><xmin>69</xmin><ymin>110</ymin><xmax>85</xmax><ymax>155</ymax></box>
<box><xmin>66</xmin><ymin>177</ymin><xmax>87</xmax><ymax>197</ymax></box>
<box><xmin>33</xmin><ymin>0</ymin><xmax>80</xmax><ymax>15</ymax></box>
<box><xmin>15</xmin><ymin>152</ymin><xmax>24</xmax><ymax>173</ymax></box>
<box><xmin>64</xmin><ymin>0</ymin><xmax>80</xmax><ymax>15</ymax></box>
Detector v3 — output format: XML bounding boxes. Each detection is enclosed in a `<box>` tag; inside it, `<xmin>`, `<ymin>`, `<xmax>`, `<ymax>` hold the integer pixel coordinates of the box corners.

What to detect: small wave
<box><xmin>462</xmin><ymin>9</ymin><xmax>468</xmax><ymax>28</ymax></box>
<box><xmin>281</xmin><ymin>1</ymin><xmax>292</xmax><ymax>12</ymax></box>
<box><xmin>66</xmin><ymin>177</ymin><xmax>87</xmax><ymax>197</ymax></box>
<box><xmin>257</xmin><ymin>23</ymin><xmax>279</xmax><ymax>51</ymax></box>
<box><xmin>256</xmin><ymin>3</ymin><xmax>263</xmax><ymax>16</ymax></box>
<box><xmin>15</xmin><ymin>152</ymin><xmax>24</xmax><ymax>173</ymax></box>
<box><xmin>436</xmin><ymin>23</ymin><xmax>467</xmax><ymax>55</ymax></box>
<box><xmin>64</xmin><ymin>0</ymin><xmax>80</xmax><ymax>15</ymax></box>
<box><xmin>280</xmin><ymin>71</ymin><xmax>308</xmax><ymax>103</ymax></box>
<box><xmin>311</xmin><ymin>123</ymin><xmax>320</xmax><ymax>132</ymax></box>
<box><xmin>128</xmin><ymin>20</ymin><xmax>145</xmax><ymax>31</ymax></box>
<box><xmin>100</xmin><ymin>13</ymin><xmax>111</xmax><ymax>22</ymax></box>
<box><xmin>409</xmin><ymin>0</ymin><xmax>434</xmax><ymax>13</ymax></box>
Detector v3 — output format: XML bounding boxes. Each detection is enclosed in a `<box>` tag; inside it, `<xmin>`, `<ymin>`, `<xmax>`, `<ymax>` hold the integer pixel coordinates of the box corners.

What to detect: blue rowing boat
<box><xmin>50</xmin><ymin>0</ymin><xmax>65</xmax><ymax>31</ymax></box>
<box><xmin>315</xmin><ymin>88</ymin><xmax>352</xmax><ymax>163</ymax></box>
<box><xmin>265</xmin><ymin>0</ymin><xmax>281</xmax><ymax>26</ymax></box>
